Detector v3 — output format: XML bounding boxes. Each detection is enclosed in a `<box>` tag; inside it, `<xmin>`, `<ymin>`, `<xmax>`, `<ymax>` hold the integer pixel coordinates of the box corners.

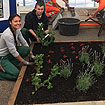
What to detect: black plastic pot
<box><xmin>58</xmin><ymin>18</ymin><xmax>81</xmax><ymax>36</ymax></box>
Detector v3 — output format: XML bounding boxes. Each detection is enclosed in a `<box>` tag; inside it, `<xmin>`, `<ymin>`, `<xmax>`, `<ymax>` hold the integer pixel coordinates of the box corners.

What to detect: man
<box><xmin>88</xmin><ymin>0</ymin><xmax>105</xmax><ymax>18</ymax></box>
<box><xmin>45</xmin><ymin>0</ymin><xmax>69</xmax><ymax>17</ymax></box>
<box><xmin>23</xmin><ymin>1</ymin><xmax>49</xmax><ymax>43</ymax></box>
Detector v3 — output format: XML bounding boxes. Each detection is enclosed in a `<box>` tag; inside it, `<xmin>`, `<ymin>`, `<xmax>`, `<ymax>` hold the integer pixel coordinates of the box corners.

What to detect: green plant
<box><xmin>34</xmin><ymin>23</ymin><xmax>55</xmax><ymax>46</ymax></box>
<box><xmin>93</xmin><ymin>61</ymin><xmax>104</xmax><ymax>76</ymax></box>
<box><xmin>31</xmin><ymin>62</ymin><xmax>60</xmax><ymax>94</ymax></box>
<box><xmin>92</xmin><ymin>52</ymin><xmax>105</xmax><ymax>76</ymax></box>
<box><xmin>79</xmin><ymin>45</ymin><xmax>90</xmax><ymax>64</ymax></box>
<box><xmin>76</xmin><ymin>64</ymin><xmax>95</xmax><ymax>92</ymax></box>
<box><xmin>59</xmin><ymin>59</ymin><xmax>73</xmax><ymax>80</ymax></box>
<box><xmin>101</xmin><ymin>43</ymin><xmax>105</xmax><ymax>55</ymax></box>
<box><xmin>31</xmin><ymin>54</ymin><xmax>44</xmax><ymax>94</ymax></box>
<box><xmin>41</xmin><ymin>63</ymin><xmax>60</xmax><ymax>89</ymax></box>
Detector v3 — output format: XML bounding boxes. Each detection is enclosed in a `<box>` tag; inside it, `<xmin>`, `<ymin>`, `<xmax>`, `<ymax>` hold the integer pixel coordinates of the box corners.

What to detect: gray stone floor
<box><xmin>0</xmin><ymin>81</ymin><xmax>15</xmax><ymax>105</ymax></box>
<box><xmin>0</xmin><ymin>10</ymin><xmax>105</xmax><ymax>105</ymax></box>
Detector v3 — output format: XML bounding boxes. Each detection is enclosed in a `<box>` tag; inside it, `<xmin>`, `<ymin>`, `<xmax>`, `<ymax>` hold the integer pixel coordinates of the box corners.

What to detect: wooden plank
<box><xmin>8</xmin><ymin>41</ymin><xmax>105</xmax><ymax>105</ymax></box>
<box><xmin>7</xmin><ymin>43</ymin><xmax>34</xmax><ymax>105</ymax></box>
<box><xmin>31</xmin><ymin>101</ymin><xmax>105</xmax><ymax>105</ymax></box>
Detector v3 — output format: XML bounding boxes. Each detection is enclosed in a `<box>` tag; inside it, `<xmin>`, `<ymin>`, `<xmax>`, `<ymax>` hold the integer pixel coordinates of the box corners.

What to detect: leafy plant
<box><xmin>34</xmin><ymin>23</ymin><xmax>55</xmax><ymax>46</ymax></box>
<box><xmin>31</xmin><ymin>54</ymin><xmax>44</xmax><ymax>94</ymax></box>
<box><xmin>92</xmin><ymin>52</ymin><xmax>105</xmax><ymax>76</ymax></box>
<box><xmin>93</xmin><ymin>61</ymin><xmax>104</xmax><ymax>76</ymax></box>
<box><xmin>76</xmin><ymin>64</ymin><xmax>95</xmax><ymax>92</ymax></box>
<box><xmin>41</xmin><ymin>63</ymin><xmax>60</xmax><ymax>89</ymax></box>
<box><xmin>59</xmin><ymin>59</ymin><xmax>73</xmax><ymax>80</ymax></box>
<box><xmin>101</xmin><ymin>43</ymin><xmax>105</xmax><ymax>55</ymax></box>
<box><xmin>79</xmin><ymin>45</ymin><xmax>90</xmax><ymax>64</ymax></box>
<box><xmin>31</xmin><ymin>62</ymin><xmax>60</xmax><ymax>94</ymax></box>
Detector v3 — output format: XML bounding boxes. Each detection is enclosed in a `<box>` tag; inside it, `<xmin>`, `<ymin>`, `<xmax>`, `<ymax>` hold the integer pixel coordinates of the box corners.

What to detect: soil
<box><xmin>15</xmin><ymin>41</ymin><xmax>105</xmax><ymax>105</ymax></box>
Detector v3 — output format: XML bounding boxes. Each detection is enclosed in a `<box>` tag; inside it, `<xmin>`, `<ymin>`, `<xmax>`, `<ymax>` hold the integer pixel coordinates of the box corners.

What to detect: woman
<box><xmin>0</xmin><ymin>14</ymin><xmax>33</xmax><ymax>80</ymax></box>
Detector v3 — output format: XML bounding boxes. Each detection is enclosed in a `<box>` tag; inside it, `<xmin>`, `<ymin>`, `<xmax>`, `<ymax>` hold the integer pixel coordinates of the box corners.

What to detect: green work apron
<box><xmin>0</xmin><ymin>46</ymin><xmax>30</xmax><ymax>80</ymax></box>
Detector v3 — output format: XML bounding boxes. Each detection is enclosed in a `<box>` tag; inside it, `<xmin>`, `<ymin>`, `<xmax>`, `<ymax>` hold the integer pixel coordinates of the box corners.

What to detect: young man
<box><xmin>88</xmin><ymin>0</ymin><xmax>105</xmax><ymax>18</ymax></box>
<box><xmin>23</xmin><ymin>1</ymin><xmax>49</xmax><ymax>43</ymax></box>
<box><xmin>45</xmin><ymin>0</ymin><xmax>69</xmax><ymax>17</ymax></box>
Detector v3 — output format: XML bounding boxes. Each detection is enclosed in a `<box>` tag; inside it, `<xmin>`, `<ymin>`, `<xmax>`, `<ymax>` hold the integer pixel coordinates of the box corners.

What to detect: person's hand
<box><xmin>66</xmin><ymin>3</ymin><xmax>69</xmax><ymax>9</ymax></box>
<box><xmin>18</xmin><ymin>61</ymin><xmax>34</xmax><ymax>67</ymax></box>
<box><xmin>30</xmin><ymin>53</ymin><xmax>35</xmax><ymax>60</ymax></box>
<box><xmin>68</xmin><ymin>7</ymin><xmax>74</xmax><ymax>11</ymax></box>
<box><xmin>88</xmin><ymin>13</ymin><xmax>95</xmax><ymax>18</ymax></box>
<box><xmin>29</xmin><ymin>53</ymin><xmax>35</xmax><ymax>62</ymax></box>
<box><xmin>48</xmin><ymin>33</ymin><xmax>51</xmax><ymax>37</ymax></box>
<box><xmin>22</xmin><ymin>60</ymin><xmax>34</xmax><ymax>66</ymax></box>
<box><xmin>0</xmin><ymin>64</ymin><xmax>5</xmax><ymax>72</ymax></box>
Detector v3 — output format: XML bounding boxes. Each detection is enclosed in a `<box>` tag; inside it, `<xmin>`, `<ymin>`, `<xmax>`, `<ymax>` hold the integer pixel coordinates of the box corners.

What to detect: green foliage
<box><xmin>59</xmin><ymin>59</ymin><xmax>73</xmax><ymax>80</ymax></box>
<box><xmin>93</xmin><ymin>60</ymin><xmax>104</xmax><ymax>76</ymax></box>
<box><xmin>41</xmin><ymin>63</ymin><xmax>60</xmax><ymax>89</ymax></box>
<box><xmin>35</xmin><ymin>23</ymin><xmax>55</xmax><ymax>46</ymax></box>
<box><xmin>31</xmin><ymin>61</ymin><xmax>60</xmax><ymax>94</ymax></box>
<box><xmin>92</xmin><ymin>52</ymin><xmax>105</xmax><ymax>76</ymax></box>
<box><xmin>101</xmin><ymin>43</ymin><xmax>105</xmax><ymax>54</ymax></box>
<box><xmin>50</xmin><ymin>63</ymin><xmax>60</xmax><ymax>78</ymax></box>
<box><xmin>79</xmin><ymin>46</ymin><xmax>90</xmax><ymax>64</ymax></box>
<box><xmin>31</xmin><ymin>54</ymin><xmax>44</xmax><ymax>94</ymax></box>
<box><xmin>76</xmin><ymin>69</ymin><xmax>95</xmax><ymax>92</ymax></box>
<box><xmin>31</xmin><ymin>73</ymin><xmax>42</xmax><ymax>91</ymax></box>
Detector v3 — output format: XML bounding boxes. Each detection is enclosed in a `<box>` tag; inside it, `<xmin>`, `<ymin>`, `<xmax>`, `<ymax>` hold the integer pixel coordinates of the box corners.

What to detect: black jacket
<box><xmin>24</xmin><ymin>9</ymin><xmax>48</xmax><ymax>31</ymax></box>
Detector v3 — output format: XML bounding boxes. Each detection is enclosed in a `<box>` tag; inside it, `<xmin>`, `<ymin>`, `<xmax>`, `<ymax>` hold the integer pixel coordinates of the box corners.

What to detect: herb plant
<box><xmin>76</xmin><ymin>64</ymin><xmax>95</xmax><ymax>92</ymax></box>
<box><xmin>92</xmin><ymin>52</ymin><xmax>105</xmax><ymax>76</ymax></box>
<box><xmin>59</xmin><ymin>59</ymin><xmax>73</xmax><ymax>80</ymax></box>
<box><xmin>102</xmin><ymin>43</ymin><xmax>105</xmax><ymax>54</ymax></box>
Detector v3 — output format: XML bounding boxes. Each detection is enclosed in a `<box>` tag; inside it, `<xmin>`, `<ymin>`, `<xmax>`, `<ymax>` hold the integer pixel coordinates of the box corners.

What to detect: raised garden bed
<box><xmin>10</xmin><ymin>41</ymin><xmax>105</xmax><ymax>105</ymax></box>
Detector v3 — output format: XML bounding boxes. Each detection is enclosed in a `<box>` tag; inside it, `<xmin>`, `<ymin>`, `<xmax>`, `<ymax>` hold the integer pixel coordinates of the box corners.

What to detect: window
<box><xmin>17</xmin><ymin>0</ymin><xmax>36</xmax><ymax>6</ymax></box>
<box><xmin>69</xmin><ymin>0</ymin><xmax>95</xmax><ymax>7</ymax></box>
<box><xmin>0</xmin><ymin>0</ymin><xmax>3</xmax><ymax>18</ymax></box>
<box><xmin>17</xmin><ymin>0</ymin><xmax>95</xmax><ymax>7</ymax></box>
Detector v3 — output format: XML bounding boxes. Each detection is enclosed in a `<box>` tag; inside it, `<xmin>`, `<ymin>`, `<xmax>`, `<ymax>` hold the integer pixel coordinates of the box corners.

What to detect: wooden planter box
<box><xmin>8</xmin><ymin>41</ymin><xmax>105</xmax><ymax>105</ymax></box>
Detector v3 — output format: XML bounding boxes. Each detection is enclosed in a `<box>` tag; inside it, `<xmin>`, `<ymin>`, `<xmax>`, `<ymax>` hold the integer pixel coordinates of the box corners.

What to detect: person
<box><xmin>88</xmin><ymin>0</ymin><xmax>105</xmax><ymax>18</ymax></box>
<box><xmin>0</xmin><ymin>14</ymin><xmax>33</xmax><ymax>81</ymax></box>
<box><xmin>23</xmin><ymin>1</ymin><xmax>49</xmax><ymax>43</ymax></box>
<box><xmin>45</xmin><ymin>0</ymin><xmax>69</xmax><ymax>18</ymax></box>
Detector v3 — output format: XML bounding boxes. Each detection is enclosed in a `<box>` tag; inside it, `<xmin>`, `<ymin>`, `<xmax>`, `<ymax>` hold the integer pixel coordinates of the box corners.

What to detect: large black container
<box><xmin>58</xmin><ymin>18</ymin><xmax>81</xmax><ymax>36</ymax></box>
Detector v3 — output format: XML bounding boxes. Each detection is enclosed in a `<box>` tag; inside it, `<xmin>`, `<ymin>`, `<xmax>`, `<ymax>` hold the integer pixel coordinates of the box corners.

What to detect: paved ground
<box><xmin>0</xmin><ymin>9</ymin><xmax>105</xmax><ymax>105</ymax></box>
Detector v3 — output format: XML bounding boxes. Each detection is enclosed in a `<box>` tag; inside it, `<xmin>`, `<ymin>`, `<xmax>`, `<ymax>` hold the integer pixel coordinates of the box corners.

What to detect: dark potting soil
<box><xmin>15</xmin><ymin>41</ymin><xmax>105</xmax><ymax>105</ymax></box>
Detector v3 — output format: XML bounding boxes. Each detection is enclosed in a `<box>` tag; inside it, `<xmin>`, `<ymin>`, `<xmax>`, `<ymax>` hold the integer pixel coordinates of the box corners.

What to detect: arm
<box><xmin>29</xmin><ymin>29</ymin><xmax>40</xmax><ymax>42</ymax></box>
<box><xmin>16</xmin><ymin>55</ymin><xmax>24</xmax><ymax>62</ymax></box>
<box><xmin>62</xmin><ymin>0</ymin><xmax>69</xmax><ymax>8</ymax></box>
<box><xmin>53</xmin><ymin>3</ymin><xmax>62</xmax><ymax>9</ymax></box>
<box><xmin>3</xmin><ymin>34</ymin><xmax>25</xmax><ymax>62</ymax></box>
<box><xmin>88</xmin><ymin>9</ymin><xmax>100</xmax><ymax>18</ymax></box>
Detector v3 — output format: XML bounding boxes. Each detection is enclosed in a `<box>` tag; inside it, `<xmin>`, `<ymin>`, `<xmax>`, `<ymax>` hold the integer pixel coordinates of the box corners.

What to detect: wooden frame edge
<box><xmin>7</xmin><ymin>42</ymin><xmax>105</xmax><ymax>105</ymax></box>
<box><xmin>7</xmin><ymin>43</ymin><xmax>34</xmax><ymax>105</ymax></box>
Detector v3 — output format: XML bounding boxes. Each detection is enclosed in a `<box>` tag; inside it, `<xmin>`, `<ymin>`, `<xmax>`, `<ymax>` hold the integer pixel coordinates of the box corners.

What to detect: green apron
<box><xmin>0</xmin><ymin>46</ymin><xmax>30</xmax><ymax>81</ymax></box>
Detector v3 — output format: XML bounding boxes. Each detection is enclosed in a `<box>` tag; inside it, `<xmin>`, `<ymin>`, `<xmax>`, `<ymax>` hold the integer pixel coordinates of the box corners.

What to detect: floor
<box><xmin>0</xmin><ymin>9</ymin><xmax>105</xmax><ymax>105</ymax></box>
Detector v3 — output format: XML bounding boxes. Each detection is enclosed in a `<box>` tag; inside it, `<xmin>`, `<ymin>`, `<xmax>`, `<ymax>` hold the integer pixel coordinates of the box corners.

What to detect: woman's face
<box><xmin>9</xmin><ymin>16</ymin><xmax>21</xmax><ymax>30</ymax></box>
